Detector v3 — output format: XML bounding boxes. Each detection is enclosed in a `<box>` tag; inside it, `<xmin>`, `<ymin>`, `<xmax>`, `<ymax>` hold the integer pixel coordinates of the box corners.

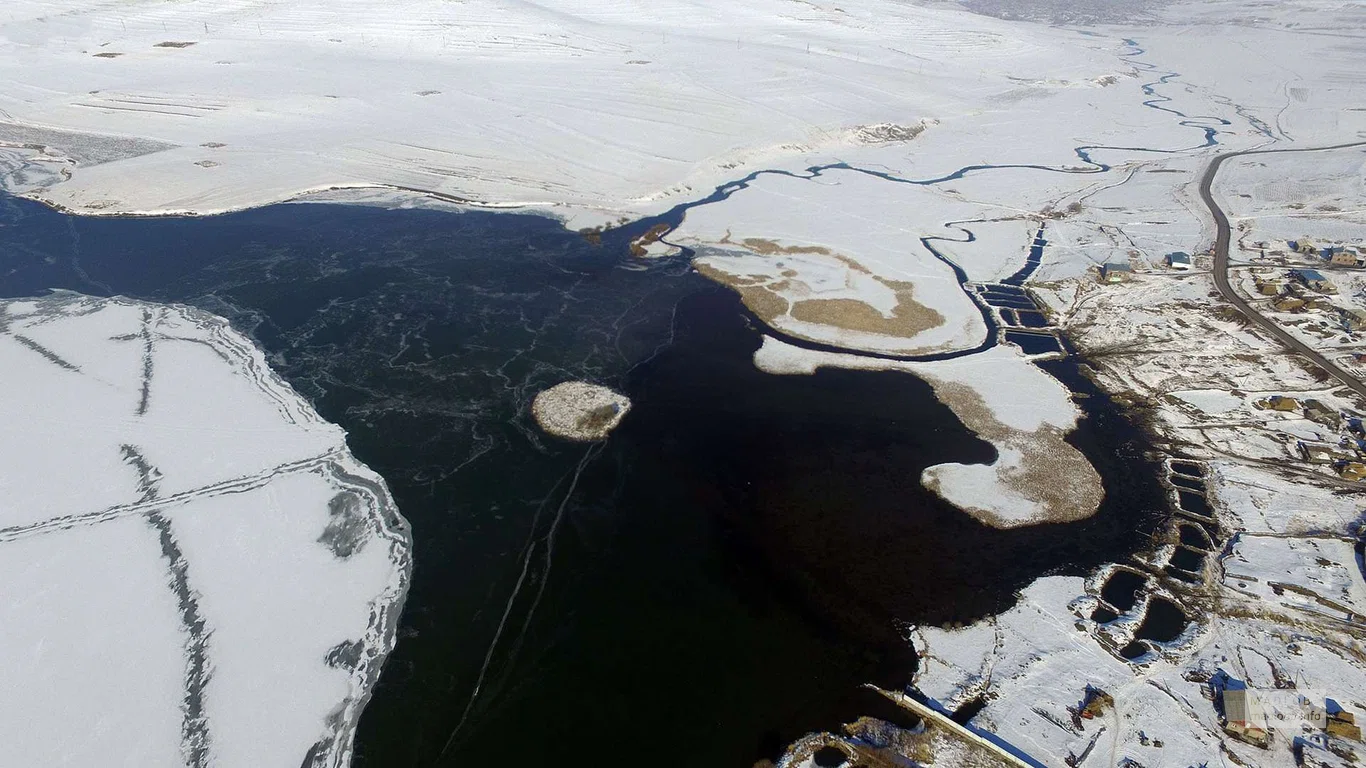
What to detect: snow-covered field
<box><xmin>1220</xmin><ymin>148</ymin><xmax>1366</xmax><ymax>247</ymax></box>
<box><xmin>0</xmin><ymin>293</ymin><xmax>411</xmax><ymax>768</ymax></box>
<box><xmin>0</xmin><ymin>0</ymin><xmax>1125</xmax><ymax>224</ymax></box>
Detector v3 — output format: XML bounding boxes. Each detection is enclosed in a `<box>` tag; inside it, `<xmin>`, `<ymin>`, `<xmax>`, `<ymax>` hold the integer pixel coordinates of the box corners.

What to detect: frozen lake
<box><xmin>0</xmin><ymin>191</ymin><xmax>1168</xmax><ymax>765</ymax></box>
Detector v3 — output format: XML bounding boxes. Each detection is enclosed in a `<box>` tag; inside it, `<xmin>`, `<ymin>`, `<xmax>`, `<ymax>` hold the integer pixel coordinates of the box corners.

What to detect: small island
<box><xmin>532</xmin><ymin>381</ymin><xmax>631</xmax><ymax>441</ymax></box>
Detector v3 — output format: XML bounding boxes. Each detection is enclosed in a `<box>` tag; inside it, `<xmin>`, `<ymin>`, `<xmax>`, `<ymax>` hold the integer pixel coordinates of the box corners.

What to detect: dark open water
<box><xmin>0</xmin><ymin>192</ymin><xmax>1167</xmax><ymax>766</ymax></box>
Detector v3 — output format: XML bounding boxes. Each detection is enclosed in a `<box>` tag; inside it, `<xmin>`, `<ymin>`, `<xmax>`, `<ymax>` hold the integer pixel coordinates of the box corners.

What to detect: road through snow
<box><xmin>1200</xmin><ymin>141</ymin><xmax>1366</xmax><ymax>401</ymax></box>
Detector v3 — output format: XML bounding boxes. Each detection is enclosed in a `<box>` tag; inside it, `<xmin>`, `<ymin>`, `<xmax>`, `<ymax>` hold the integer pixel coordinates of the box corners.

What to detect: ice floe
<box><xmin>0</xmin><ymin>292</ymin><xmax>410</xmax><ymax>768</ymax></box>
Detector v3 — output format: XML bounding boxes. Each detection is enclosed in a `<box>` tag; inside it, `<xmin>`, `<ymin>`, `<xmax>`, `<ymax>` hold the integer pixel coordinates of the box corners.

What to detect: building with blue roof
<box><xmin>1292</xmin><ymin>268</ymin><xmax>1336</xmax><ymax>293</ymax></box>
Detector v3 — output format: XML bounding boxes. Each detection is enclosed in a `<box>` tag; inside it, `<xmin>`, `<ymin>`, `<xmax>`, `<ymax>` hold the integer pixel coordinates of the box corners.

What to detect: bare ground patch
<box><xmin>791</xmin><ymin>282</ymin><xmax>944</xmax><ymax>339</ymax></box>
<box><xmin>695</xmin><ymin>242</ymin><xmax>946</xmax><ymax>345</ymax></box>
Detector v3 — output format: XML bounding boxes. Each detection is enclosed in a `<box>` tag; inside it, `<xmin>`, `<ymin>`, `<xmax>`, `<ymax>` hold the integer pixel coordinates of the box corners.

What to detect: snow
<box><xmin>168</xmin><ymin>471</ymin><xmax>405</xmax><ymax>768</ymax></box>
<box><xmin>1140</xmin><ymin>1</ymin><xmax>1366</xmax><ymax>145</ymax></box>
<box><xmin>1</xmin><ymin>296</ymin><xmax>343</xmax><ymax>528</ymax></box>
<box><xmin>0</xmin><ymin>0</ymin><xmax>1124</xmax><ymax>224</ymax></box>
<box><xmin>753</xmin><ymin>331</ymin><xmax>1080</xmax><ymax>432</ymax></box>
<box><xmin>911</xmin><ymin>575</ymin><xmax>1229</xmax><ymax>768</ymax></box>
<box><xmin>675</xmin><ymin>168</ymin><xmax>997</xmax><ymax>355</ymax></box>
<box><xmin>0</xmin><ymin>516</ymin><xmax>186</xmax><ymax>768</ymax></box>
<box><xmin>935</xmin><ymin>120</ymin><xmax>1366</xmax><ymax>768</ymax></box>
<box><xmin>0</xmin><ymin>292</ymin><xmax>411</xmax><ymax>768</ymax></box>
<box><xmin>912</xmin><ymin>525</ymin><xmax>1366</xmax><ymax>767</ymax></box>
<box><xmin>1171</xmin><ymin>389</ymin><xmax>1244</xmax><ymax>415</ymax></box>
<box><xmin>928</xmin><ymin>218</ymin><xmax>1041</xmax><ymax>283</ymax></box>
<box><xmin>4</xmin><ymin>0</ymin><xmax>1366</xmax><ymax>764</ymax></box>
<box><xmin>1225</xmin><ymin>535</ymin><xmax>1366</xmax><ymax>617</ymax></box>
<box><xmin>1219</xmin><ymin>147</ymin><xmax>1366</xmax><ymax>247</ymax></box>
<box><xmin>754</xmin><ymin>337</ymin><xmax>1101</xmax><ymax>527</ymax></box>
<box><xmin>1211</xmin><ymin>461</ymin><xmax>1362</xmax><ymax>536</ymax></box>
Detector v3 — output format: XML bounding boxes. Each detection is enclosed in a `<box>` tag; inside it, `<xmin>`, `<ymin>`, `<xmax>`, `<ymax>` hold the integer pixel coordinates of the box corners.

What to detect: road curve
<box><xmin>1199</xmin><ymin>140</ymin><xmax>1366</xmax><ymax>401</ymax></box>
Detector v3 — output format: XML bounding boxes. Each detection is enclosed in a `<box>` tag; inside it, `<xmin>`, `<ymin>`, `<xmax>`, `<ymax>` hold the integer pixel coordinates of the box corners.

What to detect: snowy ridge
<box><xmin>0</xmin><ymin>292</ymin><xmax>411</xmax><ymax>768</ymax></box>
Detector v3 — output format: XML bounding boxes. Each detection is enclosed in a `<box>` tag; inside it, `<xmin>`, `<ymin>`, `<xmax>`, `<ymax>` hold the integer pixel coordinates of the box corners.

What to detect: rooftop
<box><xmin>1224</xmin><ymin>687</ymin><xmax>1264</xmax><ymax>729</ymax></box>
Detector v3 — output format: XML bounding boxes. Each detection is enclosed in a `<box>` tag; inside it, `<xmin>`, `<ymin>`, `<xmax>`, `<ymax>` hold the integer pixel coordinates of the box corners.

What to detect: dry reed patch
<box><xmin>790</xmin><ymin>278</ymin><xmax>944</xmax><ymax>339</ymax></box>
<box><xmin>925</xmin><ymin>381</ymin><xmax>1103</xmax><ymax>527</ymax></box>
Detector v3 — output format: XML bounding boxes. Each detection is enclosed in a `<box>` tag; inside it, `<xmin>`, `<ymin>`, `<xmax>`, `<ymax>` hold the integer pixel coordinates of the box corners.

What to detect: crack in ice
<box><xmin>438</xmin><ymin>441</ymin><xmax>604</xmax><ymax>761</ymax></box>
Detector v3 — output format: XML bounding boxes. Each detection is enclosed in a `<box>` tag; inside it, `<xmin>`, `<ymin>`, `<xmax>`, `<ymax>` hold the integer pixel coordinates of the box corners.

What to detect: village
<box><xmin>1094</xmin><ymin>238</ymin><xmax>1366</xmax><ymax>486</ymax></box>
<box><xmin>1034</xmin><ymin>224</ymin><xmax>1366</xmax><ymax>766</ymax></box>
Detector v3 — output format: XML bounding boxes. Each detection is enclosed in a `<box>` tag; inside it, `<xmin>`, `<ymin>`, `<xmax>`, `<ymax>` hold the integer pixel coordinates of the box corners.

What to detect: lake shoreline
<box><xmin>0</xmin><ymin>191</ymin><xmax>1169</xmax><ymax>767</ymax></box>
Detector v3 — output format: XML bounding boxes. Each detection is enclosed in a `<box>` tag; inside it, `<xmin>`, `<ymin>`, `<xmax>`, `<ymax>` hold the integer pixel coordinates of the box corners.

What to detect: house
<box><xmin>1216</xmin><ymin>676</ymin><xmax>1272</xmax><ymax>748</ymax></box>
<box><xmin>1300</xmin><ymin>696</ymin><xmax>1366</xmax><ymax>737</ymax></box>
<box><xmin>1335</xmin><ymin>461</ymin><xmax>1366</xmax><ymax>481</ymax></box>
<box><xmin>1303</xmin><ymin>399</ymin><xmax>1342</xmax><ymax>428</ymax></box>
<box><xmin>1326</xmin><ymin>700</ymin><xmax>1361</xmax><ymax>740</ymax></box>
<box><xmin>1080</xmin><ymin>686</ymin><xmax>1114</xmax><ymax>719</ymax></box>
<box><xmin>1341</xmin><ymin>308</ymin><xmax>1366</xmax><ymax>332</ymax></box>
<box><xmin>1256</xmin><ymin>279</ymin><xmax>1281</xmax><ymax>295</ymax></box>
<box><xmin>1264</xmin><ymin>395</ymin><xmax>1301</xmax><ymax>411</ymax></box>
<box><xmin>1291</xmin><ymin>239</ymin><xmax>1319</xmax><ymax>255</ymax></box>
<box><xmin>1273</xmin><ymin>295</ymin><xmax>1307</xmax><ymax>312</ymax></box>
<box><xmin>1166</xmin><ymin>251</ymin><xmax>1193</xmax><ymax>270</ymax></box>
<box><xmin>1292</xmin><ymin>269</ymin><xmax>1337</xmax><ymax>293</ymax></box>
<box><xmin>1100</xmin><ymin>262</ymin><xmax>1132</xmax><ymax>283</ymax></box>
<box><xmin>1299</xmin><ymin>441</ymin><xmax>1347</xmax><ymax>464</ymax></box>
<box><xmin>1329</xmin><ymin>249</ymin><xmax>1362</xmax><ymax>267</ymax></box>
